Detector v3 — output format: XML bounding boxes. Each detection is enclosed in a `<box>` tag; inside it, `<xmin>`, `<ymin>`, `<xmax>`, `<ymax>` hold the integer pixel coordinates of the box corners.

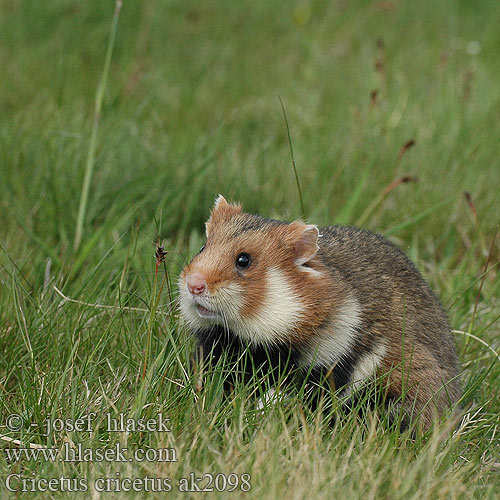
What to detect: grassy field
<box><xmin>1</xmin><ymin>0</ymin><xmax>499</xmax><ymax>498</ymax></box>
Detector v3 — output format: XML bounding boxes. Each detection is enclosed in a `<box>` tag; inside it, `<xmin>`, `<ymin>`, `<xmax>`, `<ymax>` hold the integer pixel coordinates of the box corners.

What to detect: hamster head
<box><xmin>179</xmin><ymin>195</ymin><xmax>335</xmax><ymax>346</ymax></box>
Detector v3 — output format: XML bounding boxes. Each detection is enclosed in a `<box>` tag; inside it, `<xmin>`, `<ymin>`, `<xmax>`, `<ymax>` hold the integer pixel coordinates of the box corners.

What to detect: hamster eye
<box><xmin>235</xmin><ymin>252</ymin><xmax>251</xmax><ymax>269</ymax></box>
<box><xmin>199</xmin><ymin>245</ymin><xmax>205</xmax><ymax>253</ymax></box>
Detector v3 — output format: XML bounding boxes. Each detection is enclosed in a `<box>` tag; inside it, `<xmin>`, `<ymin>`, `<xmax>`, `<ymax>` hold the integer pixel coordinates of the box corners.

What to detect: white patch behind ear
<box><xmin>295</xmin><ymin>224</ymin><xmax>320</xmax><ymax>265</ymax></box>
<box><xmin>300</xmin><ymin>295</ymin><xmax>362</xmax><ymax>369</ymax></box>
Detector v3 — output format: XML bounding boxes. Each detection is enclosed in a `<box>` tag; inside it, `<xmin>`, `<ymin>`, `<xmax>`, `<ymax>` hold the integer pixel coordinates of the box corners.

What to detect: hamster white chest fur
<box><xmin>179</xmin><ymin>195</ymin><xmax>461</xmax><ymax>429</ymax></box>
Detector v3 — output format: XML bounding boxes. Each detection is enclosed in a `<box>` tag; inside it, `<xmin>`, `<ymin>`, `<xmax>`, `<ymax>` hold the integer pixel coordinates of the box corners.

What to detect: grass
<box><xmin>0</xmin><ymin>0</ymin><xmax>499</xmax><ymax>498</ymax></box>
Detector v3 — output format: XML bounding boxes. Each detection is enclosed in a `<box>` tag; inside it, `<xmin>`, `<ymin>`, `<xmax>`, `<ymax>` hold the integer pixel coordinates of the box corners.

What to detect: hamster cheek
<box><xmin>233</xmin><ymin>267</ymin><xmax>305</xmax><ymax>346</ymax></box>
<box><xmin>215</xmin><ymin>282</ymin><xmax>246</xmax><ymax>321</ymax></box>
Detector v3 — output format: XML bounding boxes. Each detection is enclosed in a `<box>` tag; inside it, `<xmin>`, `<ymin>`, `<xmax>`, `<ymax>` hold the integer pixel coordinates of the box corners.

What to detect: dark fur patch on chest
<box><xmin>192</xmin><ymin>326</ymin><xmax>361</xmax><ymax>394</ymax></box>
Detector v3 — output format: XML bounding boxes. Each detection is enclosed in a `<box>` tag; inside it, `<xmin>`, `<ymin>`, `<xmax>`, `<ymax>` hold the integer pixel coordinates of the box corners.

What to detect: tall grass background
<box><xmin>0</xmin><ymin>0</ymin><xmax>499</xmax><ymax>498</ymax></box>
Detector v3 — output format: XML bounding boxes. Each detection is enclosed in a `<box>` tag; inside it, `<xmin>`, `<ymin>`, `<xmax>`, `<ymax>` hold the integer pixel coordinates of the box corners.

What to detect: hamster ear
<box><xmin>292</xmin><ymin>224</ymin><xmax>320</xmax><ymax>265</ymax></box>
<box><xmin>206</xmin><ymin>194</ymin><xmax>242</xmax><ymax>237</ymax></box>
<box><xmin>213</xmin><ymin>194</ymin><xmax>229</xmax><ymax>211</ymax></box>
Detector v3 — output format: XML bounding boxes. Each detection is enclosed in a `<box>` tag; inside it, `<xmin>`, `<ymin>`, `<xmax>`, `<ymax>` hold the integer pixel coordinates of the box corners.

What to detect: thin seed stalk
<box><xmin>143</xmin><ymin>271</ymin><xmax>167</xmax><ymax>379</ymax></box>
<box><xmin>163</xmin><ymin>260</ymin><xmax>174</xmax><ymax>322</ymax></box>
<box><xmin>74</xmin><ymin>0</ymin><xmax>122</xmax><ymax>252</ymax></box>
<box><xmin>279</xmin><ymin>96</ymin><xmax>305</xmax><ymax>220</ymax></box>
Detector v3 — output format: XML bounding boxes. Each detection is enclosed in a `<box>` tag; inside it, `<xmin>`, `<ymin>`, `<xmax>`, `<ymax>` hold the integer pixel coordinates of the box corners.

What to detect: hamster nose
<box><xmin>187</xmin><ymin>273</ymin><xmax>206</xmax><ymax>295</ymax></box>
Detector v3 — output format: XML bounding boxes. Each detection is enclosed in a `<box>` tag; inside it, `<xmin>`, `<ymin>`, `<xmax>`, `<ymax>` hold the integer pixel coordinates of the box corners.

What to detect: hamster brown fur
<box><xmin>179</xmin><ymin>195</ymin><xmax>461</xmax><ymax>430</ymax></box>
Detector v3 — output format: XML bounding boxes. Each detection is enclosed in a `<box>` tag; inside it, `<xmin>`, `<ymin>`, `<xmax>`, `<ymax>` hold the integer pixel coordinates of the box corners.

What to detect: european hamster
<box><xmin>179</xmin><ymin>195</ymin><xmax>461</xmax><ymax>429</ymax></box>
